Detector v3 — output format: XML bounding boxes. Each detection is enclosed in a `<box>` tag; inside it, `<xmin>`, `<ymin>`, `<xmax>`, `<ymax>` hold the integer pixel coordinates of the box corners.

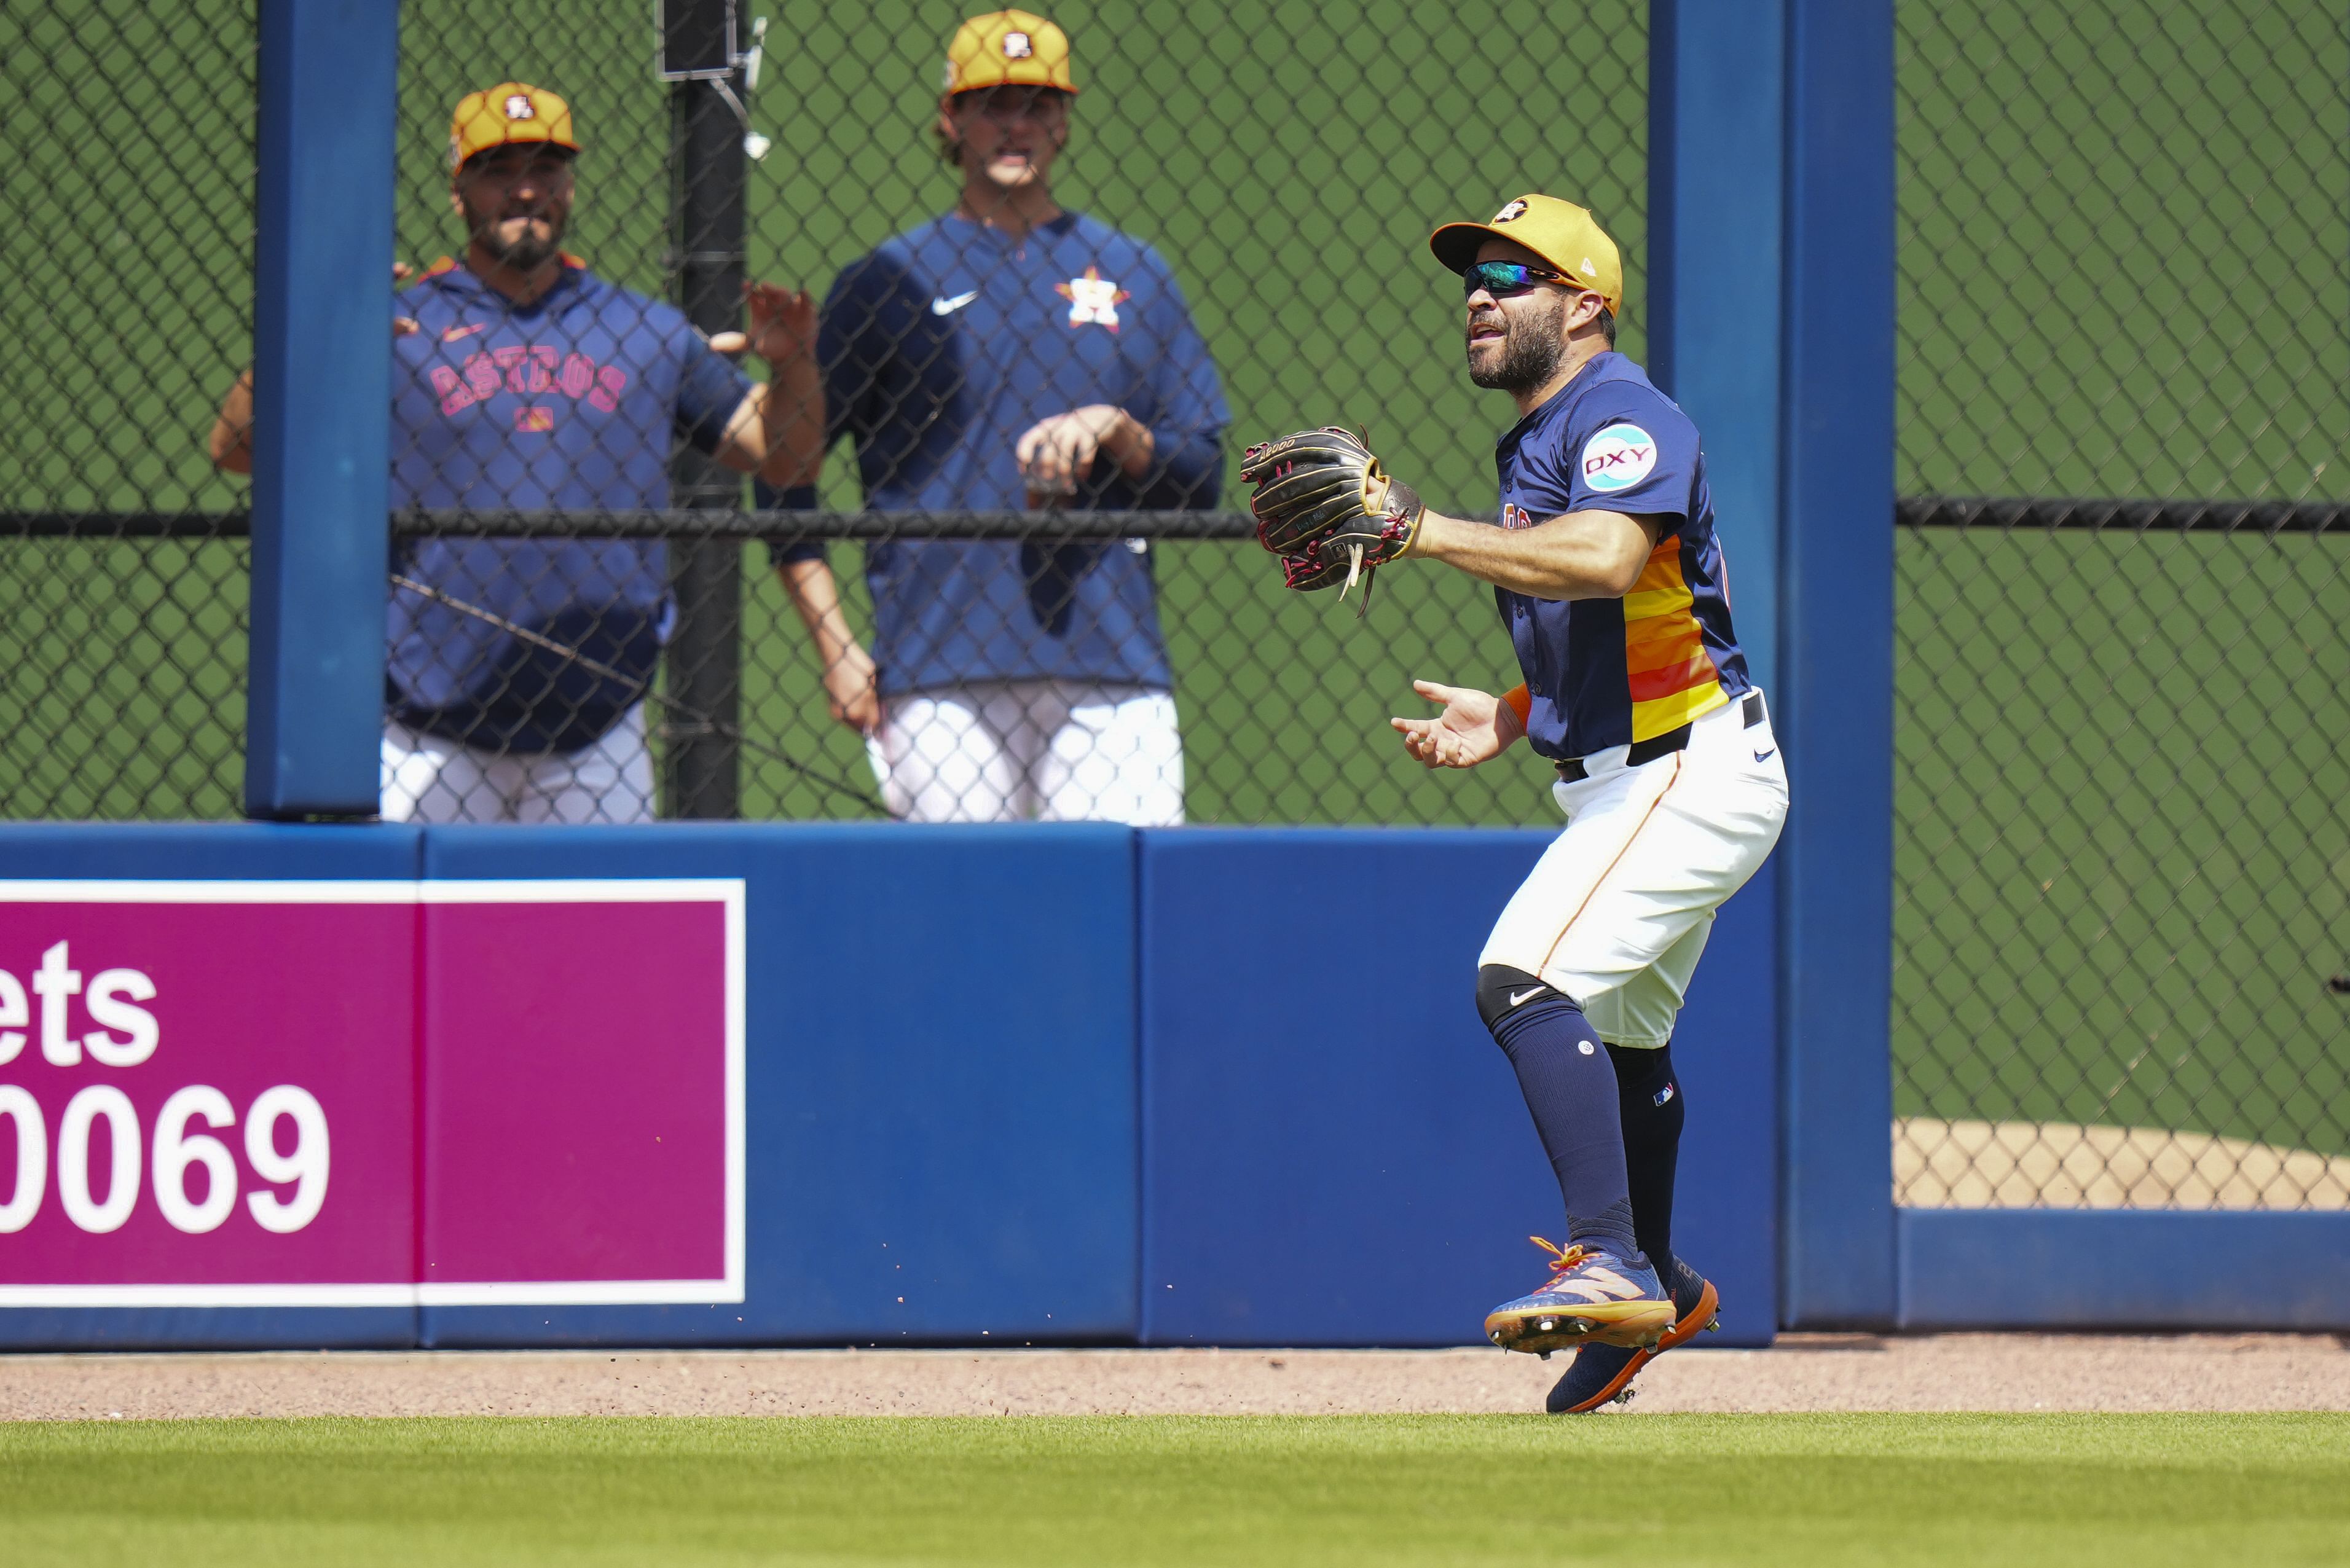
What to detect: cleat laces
<box><xmin>1529</xmin><ymin>1236</ymin><xmax>1589</xmax><ymax>1276</ymax></box>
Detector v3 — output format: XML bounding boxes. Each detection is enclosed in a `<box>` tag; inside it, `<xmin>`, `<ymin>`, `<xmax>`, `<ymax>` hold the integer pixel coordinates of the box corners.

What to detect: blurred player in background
<box><xmin>1241</xmin><ymin>197</ymin><xmax>1788</xmax><ymax>1412</ymax></box>
<box><xmin>763</xmin><ymin>9</ymin><xmax>1229</xmax><ymax>824</ymax></box>
<box><xmin>210</xmin><ymin>83</ymin><xmax>822</xmax><ymax>823</ymax></box>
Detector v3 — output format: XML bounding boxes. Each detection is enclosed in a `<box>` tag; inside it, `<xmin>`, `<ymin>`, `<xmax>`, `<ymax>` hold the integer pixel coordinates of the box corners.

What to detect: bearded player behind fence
<box><xmin>1241</xmin><ymin>195</ymin><xmax>1790</xmax><ymax>1414</ymax></box>
<box><xmin>211</xmin><ymin>84</ymin><xmax>823</xmax><ymax>823</ymax></box>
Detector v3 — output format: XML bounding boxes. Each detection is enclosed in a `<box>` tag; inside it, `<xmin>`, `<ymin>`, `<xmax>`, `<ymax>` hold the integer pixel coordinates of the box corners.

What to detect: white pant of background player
<box><xmin>870</xmin><ymin>678</ymin><xmax>1185</xmax><ymax>825</ymax></box>
<box><xmin>1481</xmin><ymin>690</ymin><xmax>1789</xmax><ymax>1048</ymax></box>
<box><xmin>379</xmin><ymin>705</ymin><xmax>657</xmax><ymax>825</ymax></box>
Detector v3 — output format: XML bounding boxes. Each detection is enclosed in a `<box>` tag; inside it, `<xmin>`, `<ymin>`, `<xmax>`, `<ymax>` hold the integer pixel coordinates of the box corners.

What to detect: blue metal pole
<box><xmin>1648</xmin><ymin>0</ymin><xmax>1786</xmax><ymax>704</ymax></box>
<box><xmin>245</xmin><ymin>0</ymin><xmax>398</xmax><ymax>819</ymax></box>
<box><xmin>1776</xmin><ymin>0</ymin><xmax>1898</xmax><ymax>1327</ymax></box>
<box><xmin>1648</xmin><ymin>0</ymin><xmax>1791</xmax><ymax>1330</ymax></box>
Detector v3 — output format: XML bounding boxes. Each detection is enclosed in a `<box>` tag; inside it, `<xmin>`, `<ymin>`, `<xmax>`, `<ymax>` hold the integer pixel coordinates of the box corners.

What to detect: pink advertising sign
<box><xmin>0</xmin><ymin>880</ymin><xmax>743</xmax><ymax>1308</ymax></box>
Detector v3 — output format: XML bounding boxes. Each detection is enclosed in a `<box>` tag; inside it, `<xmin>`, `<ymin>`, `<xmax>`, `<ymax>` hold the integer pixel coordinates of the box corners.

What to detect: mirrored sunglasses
<box><xmin>1463</xmin><ymin>260</ymin><xmax>1573</xmax><ymax>297</ymax></box>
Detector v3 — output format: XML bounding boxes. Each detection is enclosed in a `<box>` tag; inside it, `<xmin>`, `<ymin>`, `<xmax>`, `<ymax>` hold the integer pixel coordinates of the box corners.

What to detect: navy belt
<box><xmin>1554</xmin><ymin>692</ymin><xmax>1765</xmax><ymax>783</ymax></box>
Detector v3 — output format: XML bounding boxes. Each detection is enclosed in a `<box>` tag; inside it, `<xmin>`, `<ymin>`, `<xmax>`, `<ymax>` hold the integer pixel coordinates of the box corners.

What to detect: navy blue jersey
<box><xmin>766</xmin><ymin>211</ymin><xmax>1228</xmax><ymax>695</ymax></box>
<box><xmin>1494</xmin><ymin>353</ymin><xmax>1751</xmax><ymax>759</ymax></box>
<box><xmin>389</xmin><ymin>259</ymin><xmax>751</xmax><ymax>751</ymax></box>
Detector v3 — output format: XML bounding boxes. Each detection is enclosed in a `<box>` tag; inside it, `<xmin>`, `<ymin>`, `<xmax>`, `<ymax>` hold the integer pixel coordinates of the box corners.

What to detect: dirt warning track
<box><xmin>3</xmin><ymin>1335</ymin><xmax>2346</xmax><ymax>1419</ymax></box>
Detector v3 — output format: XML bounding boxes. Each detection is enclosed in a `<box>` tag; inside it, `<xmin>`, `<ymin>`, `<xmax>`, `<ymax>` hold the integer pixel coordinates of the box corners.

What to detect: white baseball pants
<box><xmin>379</xmin><ymin>704</ymin><xmax>658</xmax><ymax>825</ymax></box>
<box><xmin>1479</xmin><ymin>689</ymin><xmax>1789</xmax><ymax>1048</ymax></box>
<box><xmin>868</xmin><ymin>678</ymin><xmax>1185</xmax><ymax>825</ymax></box>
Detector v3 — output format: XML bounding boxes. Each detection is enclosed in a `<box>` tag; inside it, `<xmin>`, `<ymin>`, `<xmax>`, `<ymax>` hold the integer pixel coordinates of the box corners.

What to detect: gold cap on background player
<box><xmin>1429</xmin><ymin>195</ymin><xmax>1624</xmax><ymax>316</ymax></box>
<box><xmin>448</xmin><ymin>82</ymin><xmax>580</xmax><ymax>174</ymax></box>
<box><xmin>941</xmin><ymin>9</ymin><xmax>1080</xmax><ymax>96</ymax></box>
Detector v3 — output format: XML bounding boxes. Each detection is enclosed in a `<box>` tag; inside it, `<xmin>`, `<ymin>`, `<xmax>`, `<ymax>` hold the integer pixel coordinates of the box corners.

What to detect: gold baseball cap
<box><xmin>1429</xmin><ymin>194</ymin><xmax>1624</xmax><ymax>316</ymax></box>
<box><xmin>448</xmin><ymin>82</ymin><xmax>580</xmax><ymax>173</ymax></box>
<box><xmin>941</xmin><ymin>9</ymin><xmax>1079</xmax><ymax>96</ymax></box>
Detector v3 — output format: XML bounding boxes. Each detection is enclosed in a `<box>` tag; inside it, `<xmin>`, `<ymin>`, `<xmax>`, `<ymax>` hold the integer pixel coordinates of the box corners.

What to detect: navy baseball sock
<box><xmin>1476</xmin><ymin>965</ymin><xmax>1643</xmax><ymax>1264</ymax></box>
<box><xmin>1606</xmin><ymin>1042</ymin><xmax>1684</xmax><ymax>1274</ymax></box>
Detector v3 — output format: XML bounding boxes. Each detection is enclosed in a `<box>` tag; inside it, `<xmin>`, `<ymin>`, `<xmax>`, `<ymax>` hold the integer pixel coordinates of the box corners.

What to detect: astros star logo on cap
<box><xmin>941</xmin><ymin>10</ymin><xmax>1079</xmax><ymax>96</ymax></box>
<box><xmin>447</xmin><ymin>82</ymin><xmax>579</xmax><ymax>172</ymax></box>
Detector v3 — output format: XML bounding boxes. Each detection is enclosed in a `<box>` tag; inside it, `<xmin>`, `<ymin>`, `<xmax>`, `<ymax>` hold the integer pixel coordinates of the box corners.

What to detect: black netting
<box><xmin>382</xmin><ymin>0</ymin><xmax>1649</xmax><ymax>826</ymax></box>
<box><xmin>6</xmin><ymin>1</ymin><xmax>1652</xmax><ymax>826</ymax></box>
<box><xmin>8</xmin><ymin>6</ymin><xmax>2341</xmax><ymax>1212</ymax></box>
<box><xmin>0</xmin><ymin>0</ymin><xmax>254</xmax><ymax>818</ymax></box>
<box><xmin>1893</xmin><ymin>0</ymin><xmax>2350</xmax><ymax>1208</ymax></box>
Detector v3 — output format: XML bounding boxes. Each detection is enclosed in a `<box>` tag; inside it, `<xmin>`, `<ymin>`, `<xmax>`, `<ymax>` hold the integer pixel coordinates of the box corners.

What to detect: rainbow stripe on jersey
<box><xmin>1623</xmin><ymin>533</ymin><xmax>1732</xmax><ymax>740</ymax></box>
<box><xmin>1489</xmin><ymin>351</ymin><xmax>1752</xmax><ymax>761</ymax></box>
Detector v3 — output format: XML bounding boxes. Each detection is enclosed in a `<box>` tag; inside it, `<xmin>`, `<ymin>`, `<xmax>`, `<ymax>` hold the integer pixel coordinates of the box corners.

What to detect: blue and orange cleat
<box><xmin>1482</xmin><ymin>1237</ymin><xmax>1675</xmax><ymax>1357</ymax></box>
<box><xmin>1544</xmin><ymin>1255</ymin><xmax>1721</xmax><ymax>1413</ymax></box>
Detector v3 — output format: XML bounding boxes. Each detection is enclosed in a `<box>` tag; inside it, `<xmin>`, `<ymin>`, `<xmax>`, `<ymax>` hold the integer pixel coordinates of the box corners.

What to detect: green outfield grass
<box><xmin>3</xmin><ymin>1414</ymin><xmax>2346</xmax><ymax>1566</ymax></box>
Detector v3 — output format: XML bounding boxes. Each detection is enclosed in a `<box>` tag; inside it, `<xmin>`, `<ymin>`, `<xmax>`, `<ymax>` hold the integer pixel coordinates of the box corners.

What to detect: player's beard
<box><xmin>465</xmin><ymin>198</ymin><xmax>565</xmax><ymax>272</ymax></box>
<box><xmin>1468</xmin><ymin>294</ymin><xmax>1568</xmax><ymax>396</ymax></box>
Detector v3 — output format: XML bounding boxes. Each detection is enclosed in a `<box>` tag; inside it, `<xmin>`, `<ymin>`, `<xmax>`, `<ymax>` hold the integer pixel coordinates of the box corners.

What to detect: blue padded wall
<box><xmin>1673</xmin><ymin>857</ymin><xmax>1778</xmax><ymax>1341</ymax></box>
<box><xmin>0</xmin><ymin>823</ymin><xmax>420</xmax><ymax>884</ymax></box>
<box><xmin>416</xmin><ymin>824</ymin><xmax>1139</xmax><ymax>1348</ymax></box>
<box><xmin>1901</xmin><ymin>1209</ymin><xmax>2350</xmax><ymax>1331</ymax></box>
<box><xmin>3</xmin><ymin>823</ymin><xmax>1790</xmax><ymax>1352</ymax></box>
<box><xmin>1138</xmin><ymin>829</ymin><xmax>1777</xmax><ymax>1348</ymax></box>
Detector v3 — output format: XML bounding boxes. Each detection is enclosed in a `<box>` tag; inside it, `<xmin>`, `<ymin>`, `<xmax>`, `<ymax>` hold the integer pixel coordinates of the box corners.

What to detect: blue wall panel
<box><xmin>1139</xmin><ymin>829</ymin><xmax>1777</xmax><ymax>1349</ymax></box>
<box><xmin>1671</xmin><ymin>859</ymin><xmax>1778</xmax><ymax>1343</ymax></box>
<box><xmin>0</xmin><ymin>823</ymin><xmax>420</xmax><ymax>883</ymax></box>
<box><xmin>5</xmin><ymin>824</ymin><xmax>1794</xmax><ymax>1352</ymax></box>
<box><xmin>416</xmin><ymin>825</ymin><xmax>1139</xmax><ymax>1348</ymax></box>
<box><xmin>0</xmin><ymin>824</ymin><xmax>420</xmax><ymax>1350</ymax></box>
<box><xmin>0</xmin><ymin>1304</ymin><xmax>414</xmax><ymax>1354</ymax></box>
<box><xmin>1775</xmin><ymin>0</ymin><xmax>1899</xmax><ymax>1328</ymax></box>
<box><xmin>1901</xmin><ymin>1208</ymin><xmax>2350</xmax><ymax>1331</ymax></box>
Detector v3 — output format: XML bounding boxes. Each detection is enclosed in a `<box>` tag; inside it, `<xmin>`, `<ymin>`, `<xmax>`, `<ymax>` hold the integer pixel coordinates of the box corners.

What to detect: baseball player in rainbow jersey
<box><xmin>1243</xmin><ymin>194</ymin><xmax>1786</xmax><ymax>1413</ymax></box>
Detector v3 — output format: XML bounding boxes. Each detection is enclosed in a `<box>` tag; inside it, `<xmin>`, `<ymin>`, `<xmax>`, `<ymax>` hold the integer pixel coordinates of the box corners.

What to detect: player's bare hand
<box><xmin>821</xmin><ymin>640</ymin><xmax>882</xmax><ymax>736</ymax></box>
<box><xmin>736</xmin><ymin>281</ymin><xmax>816</xmax><ymax>363</ymax></box>
<box><xmin>1390</xmin><ymin>679</ymin><xmax>1521</xmax><ymax>769</ymax></box>
<box><xmin>1015</xmin><ymin>405</ymin><xmax>1147</xmax><ymax>503</ymax></box>
<box><xmin>393</xmin><ymin>261</ymin><xmax>420</xmax><ymax>337</ymax></box>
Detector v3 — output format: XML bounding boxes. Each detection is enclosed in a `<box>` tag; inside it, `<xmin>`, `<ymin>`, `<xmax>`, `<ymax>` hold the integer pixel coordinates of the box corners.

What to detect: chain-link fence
<box><xmin>0</xmin><ymin>0</ymin><xmax>256</xmax><ymax>818</ymax></box>
<box><xmin>1892</xmin><ymin>0</ymin><xmax>2350</xmax><ymax>1209</ymax></box>
<box><xmin>18</xmin><ymin>2</ymin><xmax>2338</xmax><ymax>1208</ymax></box>
<box><xmin>5</xmin><ymin>0</ymin><xmax>1651</xmax><ymax>828</ymax></box>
